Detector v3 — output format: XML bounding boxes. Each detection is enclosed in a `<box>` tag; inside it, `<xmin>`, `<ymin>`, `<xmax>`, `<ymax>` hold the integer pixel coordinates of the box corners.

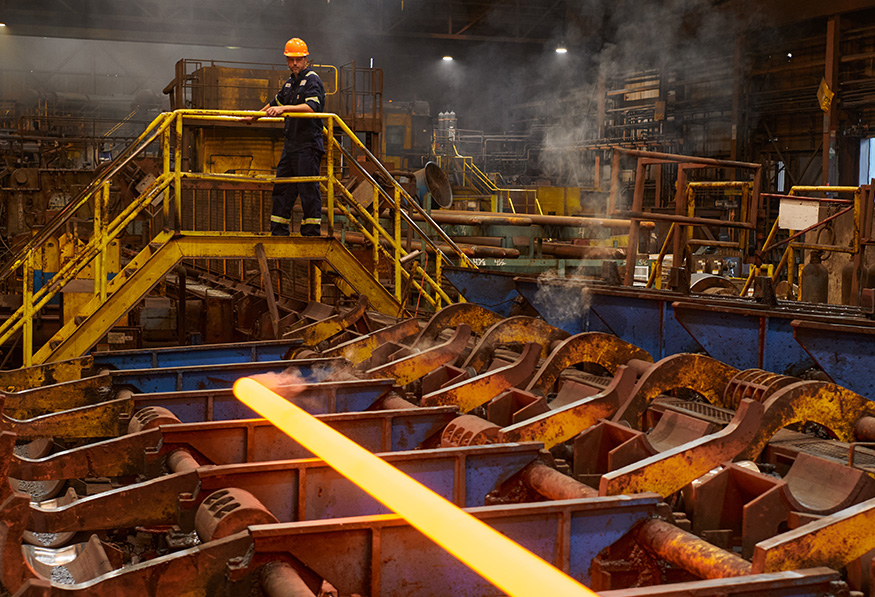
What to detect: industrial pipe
<box><xmin>634</xmin><ymin>519</ymin><xmax>753</xmax><ymax>579</ymax></box>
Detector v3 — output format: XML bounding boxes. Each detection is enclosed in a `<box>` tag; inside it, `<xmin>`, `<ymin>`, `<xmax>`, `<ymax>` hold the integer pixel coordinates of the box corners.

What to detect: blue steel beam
<box><xmin>792</xmin><ymin>319</ymin><xmax>875</xmax><ymax>399</ymax></box>
<box><xmin>513</xmin><ymin>278</ymin><xmax>698</xmax><ymax>359</ymax></box>
<box><xmin>251</xmin><ymin>494</ymin><xmax>662</xmax><ymax>594</ymax></box>
<box><xmin>130</xmin><ymin>378</ymin><xmax>397</xmax><ymax>422</ymax></box>
<box><xmin>92</xmin><ymin>338</ymin><xmax>303</xmax><ymax>370</ymax></box>
<box><xmin>31</xmin><ymin>443</ymin><xmax>545</xmax><ymax>532</ymax></box>
<box><xmin>672</xmin><ymin>301</ymin><xmax>815</xmax><ymax>375</ymax></box>
<box><xmin>109</xmin><ymin>357</ymin><xmax>345</xmax><ymax>394</ymax></box>
<box><xmin>443</xmin><ymin>267</ymin><xmax>522</xmax><ymax>317</ymax></box>
<box><xmin>12</xmin><ymin>406</ymin><xmax>460</xmax><ymax>481</ymax></box>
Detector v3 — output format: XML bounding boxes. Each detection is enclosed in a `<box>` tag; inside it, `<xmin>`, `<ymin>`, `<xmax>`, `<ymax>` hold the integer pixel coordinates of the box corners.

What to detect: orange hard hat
<box><xmin>284</xmin><ymin>38</ymin><xmax>309</xmax><ymax>57</ymax></box>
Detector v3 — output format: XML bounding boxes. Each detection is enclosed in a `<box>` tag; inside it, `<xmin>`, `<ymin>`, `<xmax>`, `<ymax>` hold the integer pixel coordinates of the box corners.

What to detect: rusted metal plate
<box><xmin>250</xmin><ymin>495</ymin><xmax>662</xmax><ymax>595</ymax></box>
<box><xmin>366</xmin><ymin>325</ymin><xmax>470</xmax><ymax>385</ymax></box>
<box><xmin>412</xmin><ymin>303</ymin><xmax>504</xmax><ymax>347</ymax></box>
<box><xmin>599</xmin><ymin>568</ymin><xmax>843</xmax><ymax>596</ymax></box>
<box><xmin>752</xmin><ymin>497</ymin><xmax>875</xmax><ymax>574</ymax></box>
<box><xmin>600</xmin><ymin>399</ymin><xmax>765</xmax><ymax>497</ymax></box>
<box><xmin>11</xmin><ymin>406</ymin><xmax>458</xmax><ymax>481</ymax></box>
<box><xmin>321</xmin><ymin>318</ymin><xmax>420</xmax><ymax>365</ymax></box>
<box><xmin>284</xmin><ymin>297</ymin><xmax>368</xmax><ymax>346</ymax></box>
<box><xmin>461</xmin><ymin>316</ymin><xmax>569</xmax><ymax>373</ymax></box>
<box><xmin>737</xmin><ymin>381</ymin><xmax>875</xmax><ymax>461</ymax></box>
<box><xmin>3</xmin><ymin>374</ymin><xmax>112</xmax><ymax>419</ymax></box>
<box><xmin>26</xmin><ymin>443</ymin><xmax>543</xmax><ymax>533</ymax></box>
<box><xmin>421</xmin><ymin>343</ymin><xmax>541</xmax><ymax>412</ymax></box>
<box><xmin>614</xmin><ymin>353</ymin><xmax>738</xmax><ymax>429</ymax></box>
<box><xmin>526</xmin><ymin>332</ymin><xmax>652</xmax><ymax>397</ymax></box>
<box><xmin>0</xmin><ymin>356</ymin><xmax>93</xmax><ymax>392</ymax></box>
<box><xmin>500</xmin><ymin>366</ymin><xmax>638</xmax><ymax>449</ymax></box>
<box><xmin>3</xmin><ymin>397</ymin><xmax>130</xmax><ymax>440</ymax></box>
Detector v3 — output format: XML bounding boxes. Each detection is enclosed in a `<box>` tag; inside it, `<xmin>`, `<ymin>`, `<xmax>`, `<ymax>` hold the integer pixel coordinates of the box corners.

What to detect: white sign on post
<box><xmin>778</xmin><ymin>198</ymin><xmax>820</xmax><ymax>230</ymax></box>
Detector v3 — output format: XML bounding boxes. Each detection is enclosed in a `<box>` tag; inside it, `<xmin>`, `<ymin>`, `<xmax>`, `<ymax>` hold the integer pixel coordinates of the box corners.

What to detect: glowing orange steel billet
<box><xmin>233</xmin><ymin>377</ymin><xmax>598</xmax><ymax>597</ymax></box>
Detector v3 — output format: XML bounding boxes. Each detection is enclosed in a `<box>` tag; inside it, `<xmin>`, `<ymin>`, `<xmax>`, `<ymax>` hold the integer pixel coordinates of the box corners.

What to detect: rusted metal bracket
<box><xmin>525</xmin><ymin>332</ymin><xmax>652</xmax><ymax>397</ymax></box>
<box><xmin>421</xmin><ymin>343</ymin><xmax>541</xmax><ymax>412</ymax></box>
<box><xmin>461</xmin><ymin>316</ymin><xmax>569</xmax><ymax>373</ymax></box>
<box><xmin>11</xmin><ymin>405</ymin><xmax>458</xmax><ymax>482</ymax></box>
<box><xmin>751</xmin><ymin>498</ymin><xmax>875</xmax><ymax>574</ymax></box>
<box><xmin>737</xmin><ymin>381</ymin><xmax>875</xmax><ymax>461</ymax></box>
<box><xmin>283</xmin><ymin>296</ymin><xmax>368</xmax><ymax>346</ymax></box>
<box><xmin>0</xmin><ymin>356</ymin><xmax>93</xmax><ymax>392</ymax></box>
<box><xmin>412</xmin><ymin>303</ymin><xmax>504</xmax><ymax>348</ymax></box>
<box><xmin>320</xmin><ymin>318</ymin><xmax>420</xmax><ymax>364</ymax></box>
<box><xmin>500</xmin><ymin>365</ymin><xmax>639</xmax><ymax>449</ymax></box>
<box><xmin>613</xmin><ymin>353</ymin><xmax>739</xmax><ymax>429</ymax></box>
<box><xmin>600</xmin><ymin>399</ymin><xmax>765</xmax><ymax>497</ymax></box>
<box><xmin>691</xmin><ymin>453</ymin><xmax>875</xmax><ymax>558</ymax></box>
<box><xmin>366</xmin><ymin>325</ymin><xmax>471</xmax><ymax>385</ymax></box>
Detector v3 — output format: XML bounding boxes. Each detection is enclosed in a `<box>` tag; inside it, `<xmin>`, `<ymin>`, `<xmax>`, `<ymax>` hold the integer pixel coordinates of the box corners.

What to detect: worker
<box><xmin>241</xmin><ymin>38</ymin><xmax>326</xmax><ymax>236</ymax></box>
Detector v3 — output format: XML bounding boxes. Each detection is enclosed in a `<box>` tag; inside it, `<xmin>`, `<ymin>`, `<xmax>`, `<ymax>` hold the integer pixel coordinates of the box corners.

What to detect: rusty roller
<box><xmin>127</xmin><ymin>405</ymin><xmax>182</xmax><ymax>434</ymax></box>
<box><xmin>194</xmin><ymin>487</ymin><xmax>279</xmax><ymax>542</ymax></box>
<box><xmin>723</xmin><ymin>369</ymin><xmax>798</xmax><ymax>407</ymax></box>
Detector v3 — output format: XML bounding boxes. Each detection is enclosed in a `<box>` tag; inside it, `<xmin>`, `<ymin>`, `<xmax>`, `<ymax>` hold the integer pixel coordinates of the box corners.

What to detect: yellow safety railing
<box><xmin>645</xmin><ymin>181</ymin><xmax>753</xmax><ymax>289</ymax></box>
<box><xmin>0</xmin><ymin>108</ymin><xmax>475</xmax><ymax>365</ymax></box>
<box><xmin>439</xmin><ymin>145</ymin><xmax>543</xmax><ymax>215</ymax></box>
<box><xmin>741</xmin><ymin>186</ymin><xmax>862</xmax><ymax>298</ymax></box>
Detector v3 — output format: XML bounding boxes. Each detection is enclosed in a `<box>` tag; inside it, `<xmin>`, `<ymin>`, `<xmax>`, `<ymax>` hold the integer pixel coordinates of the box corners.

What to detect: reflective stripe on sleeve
<box><xmin>305</xmin><ymin>96</ymin><xmax>321</xmax><ymax>105</ymax></box>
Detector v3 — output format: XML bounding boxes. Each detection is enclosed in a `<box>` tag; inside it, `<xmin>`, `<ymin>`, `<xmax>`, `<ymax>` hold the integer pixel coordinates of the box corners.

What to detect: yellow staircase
<box><xmin>0</xmin><ymin>109</ymin><xmax>475</xmax><ymax>366</ymax></box>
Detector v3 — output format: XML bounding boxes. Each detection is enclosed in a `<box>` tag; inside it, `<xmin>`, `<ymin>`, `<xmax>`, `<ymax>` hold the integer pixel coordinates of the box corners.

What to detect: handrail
<box><xmin>0</xmin><ymin>111</ymin><xmax>173</xmax><ymax>284</ymax></box>
<box><xmin>446</xmin><ymin>144</ymin><xmax>542</xmax><ymax>215</ymax></box>
<box><xmin>2</xmin><ymin>108</ymin><xmax>472</xmax><ymax>364</ymax></box>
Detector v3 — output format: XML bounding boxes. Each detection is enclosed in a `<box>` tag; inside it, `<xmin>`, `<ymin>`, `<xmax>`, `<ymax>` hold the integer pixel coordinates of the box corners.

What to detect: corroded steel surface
<box><xmin>366</xmin><ymin>324</ymin><xmax>471</xmax><ymax>385</ymax></box>
<box><xmin>2</xmin><ymin>373</ymin><xmax>112</xmax><ymax>419</ymax></box>
<box><xmin>284</xmin><ymin>297</ymin><xmax>368</xmax><ymax>346</ymax></box>
<box><xmin>412</xmin><ymin>303</ymin><xmax>504</xmax><ymax>347</ymax></box>
<box><xmin>737</xmin><ymin>381</ymin><xmax>875</xmax><ymax>461</ymax></box>
<box><xmin>320</xmin><ymin>318</ymin><xmax>420</xmax><ymax>364</ymax></box>
<box><xmin>461</xmin><ymin>316</ymin><xmax>570</xmax><ymax>373</ymax></box>
<box><xmin>525</xmin><ymin>332</ymin><xmax>652</xmax><ymax>397</ymax></box>
<box><xmin>723</xmin><ymin>369</ymin><xmax>799</xmax><ymax>407</ymax></box>
<box><xmin>752</xmin><ymin>498</ymin><xmax>875</xmax><ymax>574</ymax></box>
<box><xmin>614</xmin><ymin>353</ymin><xmax>738</xmax><ymax>429</ymax></box>
<box><xmin>600</xmin><ymin>399</ymin><xmax>765</xmax><ymax>497</ymax></box>
<box><xmin>635</xmin><ymin>518</ymin><xmax>752</xmax><ymax>579</ymax></box>
<box><xmin>500</xmin><ymin>366</ymin><xmax>638</xmax><ymax>449</ymax></box>
<box><xmin>420</xmin><ymin>343</ymin><xmax>541</xmax><ymax>412</ymax></box>
<box><xmin>0</xmin><ymin>356</ymin><xmax>93</xmax><ymax>392</ymax></box>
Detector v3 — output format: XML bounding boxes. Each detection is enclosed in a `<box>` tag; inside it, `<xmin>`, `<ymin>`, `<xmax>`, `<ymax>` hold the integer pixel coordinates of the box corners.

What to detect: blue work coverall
<box><xmin>269</xmin><ymin>67</ymin><xmax>325</xmax><ymax>236</ymax></box>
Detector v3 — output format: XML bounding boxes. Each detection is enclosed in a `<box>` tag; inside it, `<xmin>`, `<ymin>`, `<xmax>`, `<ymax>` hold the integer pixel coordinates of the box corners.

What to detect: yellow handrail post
<box><xmin>94</xmin><ymin>181</ymin><xmax>109</xmax><ymax>302</ymax></box>
<box><xmin>394</xmin><ymin>187</ymin><xmax>402</xmax><ymax>302</ymax></box>
<box><xmin>372</xmin><ymin>183</ymin><xmax>380</xmax><ymax>278</ymax></box>
<box><xmin>22</xmin><ymin>249</ymin><xmax>34</xmax><ymax>367</ymax></box>
<box><xmin>435</xmin><ymin>251</ymin><xmax>442</xmax><ymax>310</ymax></box>
<box><xmin>162</xmin><ymin>125</ymin><xmax>171</xmax><ymax>223</ymax></box>
<box><xmin>327</xmin><ymin>117</ymin><xmax>335</xmax><ymax>235</ymax></box>
<box><xmin>310</xmin><ymin>262</ymin><xmax>322</xmax><ymax>303</ymax></box>
<box><xmin>174</xmin><ymin>113</ymin><xmax>183</xmax><ymax>231</ymax></box>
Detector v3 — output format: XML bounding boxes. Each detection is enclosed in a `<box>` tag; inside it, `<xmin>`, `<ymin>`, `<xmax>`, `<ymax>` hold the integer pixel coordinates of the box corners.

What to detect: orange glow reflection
<box><xmin>233</xmin><ymin>377</ymin><xmax>598</xmax><ymax>597</ymax></box>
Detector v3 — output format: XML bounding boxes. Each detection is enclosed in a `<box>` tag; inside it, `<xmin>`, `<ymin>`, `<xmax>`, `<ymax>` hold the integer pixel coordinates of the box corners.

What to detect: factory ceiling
<box><xmin>0</xmin><ymin>0</ymin><xmax>572</xmax><ymax>49</ymax></box>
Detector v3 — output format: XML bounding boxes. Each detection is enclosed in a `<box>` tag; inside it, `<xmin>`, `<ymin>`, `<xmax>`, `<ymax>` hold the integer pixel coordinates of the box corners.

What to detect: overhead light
<box><xmin>442</xmin><ymin>56</ymin><xmax>453</xmax><ymax>61</ymax></box>
<box><xmin>0</xmin><ymin>23</ymin><xmax>7</xmax><ymax>28</ymax></box>
<box><xmin>556</xmin><ymin>45</ymin><xmax>568</xmax><ymax>54</ymax></box>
